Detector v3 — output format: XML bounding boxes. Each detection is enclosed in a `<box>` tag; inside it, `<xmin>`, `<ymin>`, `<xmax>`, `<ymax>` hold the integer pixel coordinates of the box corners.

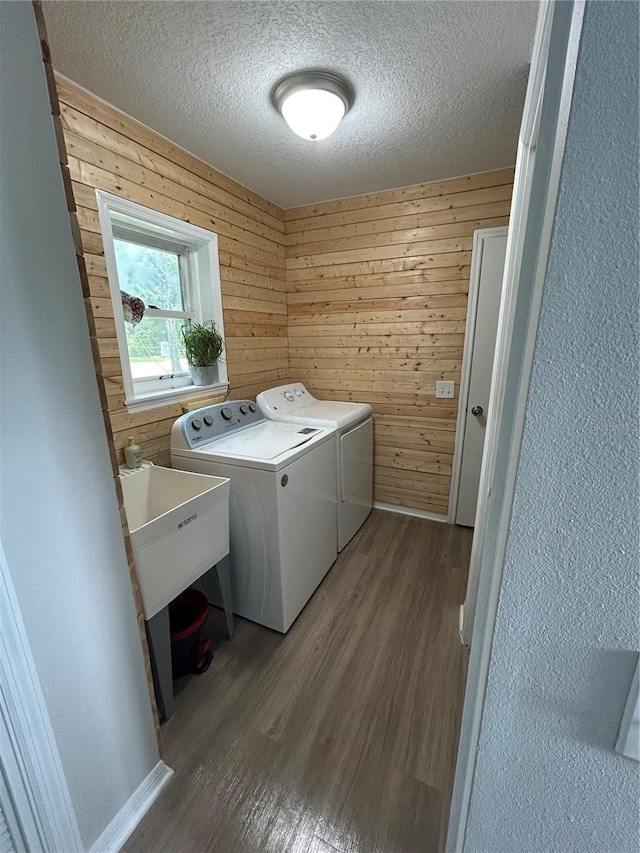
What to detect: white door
<box><xmin>455</xmin><ymin>228</ymin><xmax>508</xmax><ymax>527</ymax></box>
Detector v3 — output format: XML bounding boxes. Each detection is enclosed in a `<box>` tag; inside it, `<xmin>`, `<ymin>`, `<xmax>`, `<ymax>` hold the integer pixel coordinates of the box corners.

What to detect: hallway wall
<box><xmin>0</xmin><ymin>4</ymin><xmax>160</xmax><ymax>847</ymax></box>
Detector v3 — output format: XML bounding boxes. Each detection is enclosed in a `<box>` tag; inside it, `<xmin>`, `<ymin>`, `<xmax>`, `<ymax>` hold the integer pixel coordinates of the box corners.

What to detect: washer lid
<box><xmin>196</xmin><ymin>421</ymin><xmax>327</xmax><ymax>460</ymax></box>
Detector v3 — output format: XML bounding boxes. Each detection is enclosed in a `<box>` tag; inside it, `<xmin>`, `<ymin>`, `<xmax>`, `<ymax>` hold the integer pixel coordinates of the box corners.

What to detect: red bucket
<box><xmin>169</xmin><ymin>589</ymin><xmax>212</xmax><ymax>677</ymax></box>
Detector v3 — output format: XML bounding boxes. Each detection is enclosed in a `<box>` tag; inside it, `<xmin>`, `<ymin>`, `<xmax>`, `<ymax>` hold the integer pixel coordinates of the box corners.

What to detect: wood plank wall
<box><xmin>53</xmin><ymin>74</ymin><xmax>288</xmax><ymax>469</ymax></box>
<box><xmin>54</xmin><ymin>72</ymin><xmax>512</xmax><ymax>516</ymax></box>
<box><xmin>285</xmin><ymin>169</ymin><xmax>514</xmax><ymax>515</ymax></box>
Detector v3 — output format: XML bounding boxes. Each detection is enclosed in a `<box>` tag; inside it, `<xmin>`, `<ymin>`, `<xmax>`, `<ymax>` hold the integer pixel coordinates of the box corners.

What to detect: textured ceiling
<box><xmin>43</xmin><ymin>1</ymin><xmax>538</xmax><ymax>208</ymax></box>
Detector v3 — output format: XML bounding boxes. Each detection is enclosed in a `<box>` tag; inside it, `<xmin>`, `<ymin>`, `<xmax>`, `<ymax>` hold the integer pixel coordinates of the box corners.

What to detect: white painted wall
<box><xmin>0</xmin><ymin>4</ymin><xmax>160</xmax><ymax>849</ymax></box>
<box><xmin>463</xmin><ymin>1</ymin><xmax>639</xmax><ymax>850</ymax></box>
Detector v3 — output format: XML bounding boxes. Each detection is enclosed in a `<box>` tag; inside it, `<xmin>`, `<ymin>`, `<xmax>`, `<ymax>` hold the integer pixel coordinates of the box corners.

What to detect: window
<box><xmin>96</xmin><ymin>192</ymin><xmax>227</xmax><ymax>411</ymax></box>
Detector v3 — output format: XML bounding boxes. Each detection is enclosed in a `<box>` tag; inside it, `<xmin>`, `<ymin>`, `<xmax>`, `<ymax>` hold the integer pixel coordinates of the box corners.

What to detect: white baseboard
<box><xmin>373</xmin><ymin>501</ymin><xmax>448</xmax><ymax>523</ymax></box>
<box><xmin>90</xmin><ymin>760</ymin><xmax>173</xmax><ymax>853</ymax></box>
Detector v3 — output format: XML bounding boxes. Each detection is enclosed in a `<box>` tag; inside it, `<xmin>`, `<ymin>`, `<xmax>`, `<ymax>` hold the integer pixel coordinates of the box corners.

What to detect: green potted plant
<box><xmin>181</xmin><ymin>321</ymin><xmax>224</xmax><ymax>387</ymax></box>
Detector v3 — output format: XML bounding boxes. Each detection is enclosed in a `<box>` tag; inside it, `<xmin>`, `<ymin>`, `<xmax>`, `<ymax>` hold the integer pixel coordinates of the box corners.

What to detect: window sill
<box><xmin>124</xmin><ymin>382</ymin><xmax>229</xmax><ymax>414</ymax></box>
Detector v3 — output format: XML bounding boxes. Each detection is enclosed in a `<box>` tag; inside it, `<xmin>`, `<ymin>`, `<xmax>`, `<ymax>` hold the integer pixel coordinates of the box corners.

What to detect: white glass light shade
<box><xmin>281</xmin><ymin>88</ymin><xmax>346</xmax><ymax>141</ymax></box>
<box><xmin>273</xmin><ymin>72</ymin><xmax>353</xmax><ymax>142</ymax></box>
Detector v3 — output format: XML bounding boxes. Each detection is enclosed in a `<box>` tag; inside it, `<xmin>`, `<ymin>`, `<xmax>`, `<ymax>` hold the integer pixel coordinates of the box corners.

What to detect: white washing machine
<box><xmin>257</xmin><ymin>383</ymin><xmax>373</xmax><ymax>551</ymax></box>
<box><xmin>171</xmin><ymin>400</ymin><xmax>337</xmax><ymax>633</ymax></box>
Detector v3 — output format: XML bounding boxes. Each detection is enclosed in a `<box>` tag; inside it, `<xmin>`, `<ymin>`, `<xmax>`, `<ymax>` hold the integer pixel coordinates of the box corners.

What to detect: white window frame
<box><xmin>96</xmin><ymin>191</ymin><xmax>228</xmax><ymax>413</ymax></box>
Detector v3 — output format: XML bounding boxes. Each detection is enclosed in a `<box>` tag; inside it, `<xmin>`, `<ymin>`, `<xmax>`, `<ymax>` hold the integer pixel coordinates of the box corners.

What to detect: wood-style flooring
<box><xmin>125</xmin><ymin>511</ymin><xmax>473</xmax><ymax>853</ymax></box>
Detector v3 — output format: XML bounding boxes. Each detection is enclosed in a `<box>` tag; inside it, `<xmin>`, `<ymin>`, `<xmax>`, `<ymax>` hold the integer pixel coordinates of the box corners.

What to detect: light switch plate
<box><xmin>616</xmin><ymin>655</ymin><xmax>640</xmax><ymax>762</ymax></box>
<box><xmin>436</xmin><ymin>380</ymin><xmax>455</xmax><ymax>399</ymax></box>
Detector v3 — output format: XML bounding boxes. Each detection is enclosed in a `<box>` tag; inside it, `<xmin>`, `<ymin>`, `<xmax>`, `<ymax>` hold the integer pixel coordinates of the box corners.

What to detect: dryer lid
<box><xmin>258</xmin><ymin>383</ymin><xmax>372</xmax><ymax>429</ymax></box>
<box><xmin>291</xmin><ymin>400</ymin><xmax>372</xmax><ymax>429</ymax></box>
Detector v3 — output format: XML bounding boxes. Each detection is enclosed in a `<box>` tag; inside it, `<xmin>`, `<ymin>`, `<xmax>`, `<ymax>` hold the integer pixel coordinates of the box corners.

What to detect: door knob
<box><xmin>471</xmin><ymin>405</ymin><xmax>484</xmax><ymax>416</ymax></box>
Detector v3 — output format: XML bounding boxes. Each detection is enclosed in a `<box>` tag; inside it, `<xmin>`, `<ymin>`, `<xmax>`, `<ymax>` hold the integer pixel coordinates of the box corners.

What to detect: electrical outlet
<box><xmin>436</xmin><ymin>380</ymin><xmax>455</xmax><ymax>399</ymax></box>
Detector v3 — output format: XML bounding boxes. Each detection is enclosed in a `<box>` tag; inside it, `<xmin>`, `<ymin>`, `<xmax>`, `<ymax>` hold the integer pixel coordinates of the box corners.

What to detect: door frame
<box><xmin>446</xmin><ymin>0</ymin><xmax>585</xmax><ymax>850</ymax></box>
<box><xmin>0</xmin><ymin>540</ymin><xmax>83</xmax><ymax>852</ymax></box>
<box><xmin>447</xmin><ymin>225</ymin><xmax>509</xmax><ymax>525</ymax></box>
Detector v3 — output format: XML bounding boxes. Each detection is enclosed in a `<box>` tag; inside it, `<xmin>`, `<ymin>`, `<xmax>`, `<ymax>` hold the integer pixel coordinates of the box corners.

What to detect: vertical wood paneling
<box><xmin>54</xmin><ymin>74</ymin><xmax>288</xmax><ymax>469</ymax></box>
<box><xmin>285</xmin><ymin>169</ymin><xmax>514</xmax><ymax>514</ymax></box>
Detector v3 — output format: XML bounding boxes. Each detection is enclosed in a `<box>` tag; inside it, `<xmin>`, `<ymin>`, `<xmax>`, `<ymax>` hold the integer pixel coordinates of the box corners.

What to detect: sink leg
<box><xmin>199</xmin><ymin>558</ymin><xmax>234</xmax><ymax>639</ymax></box>
<box><xmin>216</xmin><ymin>556</ymin><xmax>234</xmax><ymax>640</ymax></box>
<box><xmin>145</xmin><ymin>606</ymin><xmax>173</xmax><ymax>721</ymax></box>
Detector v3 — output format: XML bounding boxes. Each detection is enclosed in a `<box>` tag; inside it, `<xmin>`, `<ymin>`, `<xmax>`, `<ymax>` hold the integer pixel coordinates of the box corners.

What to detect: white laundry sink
<box><xmin>119</xmin><ymin>462</ymin><xmax>230</xmax><ymax>620</ymax></box>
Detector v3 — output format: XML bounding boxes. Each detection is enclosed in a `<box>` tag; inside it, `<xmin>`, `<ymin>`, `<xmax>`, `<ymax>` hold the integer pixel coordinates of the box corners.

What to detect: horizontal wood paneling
<box><xmin>55</xmin><ymin>75</ymin><xmax>282</xmax><ymax>222</ymax></box>
<box><xmin>55</xmin><ymin>71</ymin><xmax>513</xmax><ymax>514</ymax></box>
<box><xmin>286</xmin><ymin>169</ymin><xmax>513</xmax><ymax>514</ymax></box>
<box><xmin>55</xmin><ymin>74</ymin><xmax>288</xmax><ymax>467</ymax></box>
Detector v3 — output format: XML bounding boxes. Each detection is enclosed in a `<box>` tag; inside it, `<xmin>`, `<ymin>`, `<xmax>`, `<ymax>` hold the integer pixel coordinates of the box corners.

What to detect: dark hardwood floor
<box><xmin>125</xmin><ymin>510</ymin><xmax>473</xmax><ymax>853</ymax></box>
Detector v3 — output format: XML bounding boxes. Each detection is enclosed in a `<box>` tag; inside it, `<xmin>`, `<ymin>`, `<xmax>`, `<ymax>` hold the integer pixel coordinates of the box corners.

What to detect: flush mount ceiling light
<box><xmin>272</xmin><ymin>71</ymin><xmax>354</xmax><ymax>141</ymax></box>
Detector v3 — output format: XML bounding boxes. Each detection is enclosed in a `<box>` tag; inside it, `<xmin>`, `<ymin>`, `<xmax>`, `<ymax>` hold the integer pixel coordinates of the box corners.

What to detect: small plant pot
<box><xmin>190</xmin><ymin>364</ymin><xmax>218</xmax><ymax>386</ymax></box>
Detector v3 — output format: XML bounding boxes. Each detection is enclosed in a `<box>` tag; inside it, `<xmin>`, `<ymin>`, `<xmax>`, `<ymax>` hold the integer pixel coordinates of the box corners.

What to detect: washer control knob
<box><xmin>239</xmin><ymin>405</ymin><xmax>248</xmax><ymax>415</ymax></box>
<box><xmin>284</xmin><ymin>391</ymin><xmax>294</xmax><ymax>402</ymax></box>
<box><xmin>203</xmin><ymin>414</ymin><xmax>213</xmax><ymax>426</ymax></box>
<box><xmin>295</xmin><ymin>389</ymin><xmax>302</xmax><ymax>397</ymax></box>
<box><xmin>191</xmin><ymin>418</ymin><xmax>202</xmax><ymax>430</ymax></box>
<box><xmin>220</xmin><ymin>407</ymin><xmax>233</xmax><ymax>421</ymax></box>
<box><xmin>248</xmin><ymin>403</ymin><xmax>257</xmax><ymax>412</ymax></box>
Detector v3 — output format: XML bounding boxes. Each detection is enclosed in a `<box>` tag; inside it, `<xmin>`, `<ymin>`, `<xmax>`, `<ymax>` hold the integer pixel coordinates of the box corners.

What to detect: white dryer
<box><xmin>171</xmin><ymin>400</ymin><xmax>337</xmax><ymax>633</ymax></box>
<box><xmin>257</xmin><ymin>383</ymin><xmax>373</xmax><ymax>551</ymax></box>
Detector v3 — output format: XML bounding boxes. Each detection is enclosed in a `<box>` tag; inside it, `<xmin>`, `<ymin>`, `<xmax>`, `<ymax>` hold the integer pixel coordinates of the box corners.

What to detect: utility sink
<box><xmin>119</xmin><ymin>462</ymin><xmax>230</xmax><ymax>620</ymax></box>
